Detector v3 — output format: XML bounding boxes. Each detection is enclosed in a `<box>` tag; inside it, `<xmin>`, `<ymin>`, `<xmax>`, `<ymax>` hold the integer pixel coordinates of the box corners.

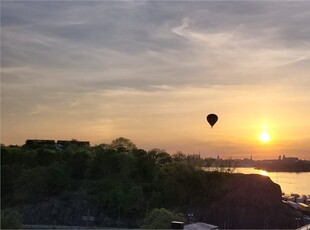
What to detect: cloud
<box><xmin>1</xmin><ymin>1</ymin><xmax>310</xmax><ymax>159</ymax></box>
<box><xmin>3</xmin><ymin>1</ymin><xmax>310</xmax><ymax>91</ymax></box>
<box><xmin>27</xmin><ymin>105</ymin><xmax>50</xmax><ymax>115</ymax></box>
<box><xmin>2</xmin><ymin>1</ymin><xmax>310</xmax><ymax>91</ymax></box>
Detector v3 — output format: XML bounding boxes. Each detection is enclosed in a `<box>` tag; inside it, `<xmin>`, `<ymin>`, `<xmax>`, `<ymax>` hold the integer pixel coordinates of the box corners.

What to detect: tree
<box><xmin>1</xmin><ymin>209</ymin><xmax>22</xmax><ymax>229</ymax></box>
<box><xmin>141</xmin><ymin>208</ymin><xmax>184</xmax><ymax>229</ymax></box>
<box><xmin>70</xmin><ymin>151</ymin><xmax>90</xmax><ymax>179</ymax></box>
<box><xmin>1</xmin><ymin>164</ymin><xmax>22</xmax><ymax>207</ymax></box>
<box><xmin>1</xmin><ymin>146</ymin><xmax>24</xmax><ymax>166</ymax></box>
<box><xmin>110</xmin><ymin>137</ymin><xmax>137</xmax><ymax>152</ymax></box>
<box><xmin>45</xmin><ymin>162</ymin><xmax>70</xmax><ymax>196</ymax></box>
<box><xmin>186</xmin><ymin>154</ymin><xmax>204</xmax><ymax>168</ymax></box>
<box><xmin>172</xmin><ymin>151</ymin><xmax>187</xmax><ymax>162</ymax></box>
<box><xmin>119</xmin><ymin>153</ymin><xmax>137</xmax><ymax>180</ymax></box>
<box><xmin>132</xmin><ymin>148</ymin><xmax>156</xmax><ymax>183</ymax></box>
<box><xmin>37</xmin><ymin>149</ymin><xmax>56</xmax><ymax>166</ymax></box>
<box><xmin>15</xmin><ymin>166</ymin><xmax>48</xmax><ymax>202</ymax></box>
<box><xmin>214</xmin><ymin>157</ymin><xmax>238</xmax><ymax>173</ymax></box>
<box><xmin>148</xmin><ymin>149</ymin><xmax>172</xmax><ymax>166</ymax></box>
<box><xmin>15</xmin><ymin>163</ymin><xmax>69</xmax><ymax>202</ymax></box>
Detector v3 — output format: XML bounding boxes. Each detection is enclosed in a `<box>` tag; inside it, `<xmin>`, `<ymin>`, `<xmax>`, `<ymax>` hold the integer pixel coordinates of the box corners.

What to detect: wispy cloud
<box><xmin>172</xmin><ymin>17</ymin><xmax>310</xmax><ymax>72</ymax></box>
<box><xmin>1</xmin><ymin>1</ymin><xmax>310</xmax><ymax>158</ymax></box>
<box><xmin>27</xmin><ymin>105</ymin><xmax>50</xmax><ymax>115</ymax></box>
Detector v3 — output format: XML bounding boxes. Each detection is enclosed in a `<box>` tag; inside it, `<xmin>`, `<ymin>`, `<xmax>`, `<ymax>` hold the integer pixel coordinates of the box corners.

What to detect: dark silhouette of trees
<box><xmin>1</xmin><ymin>139</ymin><xmax>226</xmax><ymax>227</ymax></box>
<box><xmin>2</xmin><ymin>137</ymin><xmax>294</xmax><ymax>228</ymax></box>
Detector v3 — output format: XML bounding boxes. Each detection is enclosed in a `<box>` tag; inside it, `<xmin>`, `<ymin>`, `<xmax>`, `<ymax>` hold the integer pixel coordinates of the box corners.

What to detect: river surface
<box><xmin>233</xmin><ymin>167</ymin><xmax>310</xmax><ymax>195</ymax></box>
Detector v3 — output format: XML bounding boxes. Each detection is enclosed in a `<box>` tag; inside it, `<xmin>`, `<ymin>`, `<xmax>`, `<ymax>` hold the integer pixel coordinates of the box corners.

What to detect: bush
<box><xmin>1</xmin><ymin>209</ymin><xmax>22</xmax><ymax>229</ymax></box>
<box><xmin>141</xmin><ymin>208</ymin><xmax>184</xmax><ymax>229</ymax></box>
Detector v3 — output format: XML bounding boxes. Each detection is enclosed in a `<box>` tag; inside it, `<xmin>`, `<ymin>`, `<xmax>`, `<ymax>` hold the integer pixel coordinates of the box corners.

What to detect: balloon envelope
<box><xmin>207</xmin><ymin>114</ymin><xmax>218</xmax><ymax>128</ymax></box>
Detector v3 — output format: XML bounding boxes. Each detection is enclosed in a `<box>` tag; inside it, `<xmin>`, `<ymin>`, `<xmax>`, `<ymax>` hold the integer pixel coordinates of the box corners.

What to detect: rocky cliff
<box><xmin>19</xmin><ymin>174</ymin><xmax>302</xmax><ymax>228</ymax></box>
<box><xmin>201</xmin><ymin>173</ymin><xmax>302</xmax><ymax>229</ymax></box>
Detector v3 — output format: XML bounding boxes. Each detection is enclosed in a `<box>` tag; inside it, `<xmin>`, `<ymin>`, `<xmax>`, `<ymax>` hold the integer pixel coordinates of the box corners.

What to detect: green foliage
<box><xmin>70</xmin><ymin>151</ymin><xmax>90</xmax><ymax>179</ymax></box>
<box><xmin>148</xmin><ymin>149</ymin><xmax>172</xmax><ymax>166</ymax></box>
<box><xmin>1</xmin><ymin>137</ymin><xmax>227</xmax><ymax>227</ymax></box>
<box><xmin>141</xmin><ymin>208</ymin><xmax>184</xmax><ymax>229</ymax></box>
<box><xmin>110</xmin><ymin>137</ymin><xmax>137</xmax><ymax>152</ymax></box>
<box><xmin>1</xmin><ymin>146</ymin><xmax>25</xmax><ymax>166</ymax></box>
<box><xmin>15</xmin><ymin>163</ymin><xmax>69</xmax><ymax>202</ymax></box>
<box><xmin>172</xmin><ymin>151</ymin><xmax>187</xmax><ymax>162</ymax></box>
<box><xmin>15</xmin><ymin>166</ymin><xmax>48</xmax><ymax>202</ymax></box>
<box><xmin>1</xmin><ymin>209</ymin><xmax>22</xmax><ymax>229</ymax></box>
<box><xmin>133</xmin><ymin>148</ymin><xmax>156</xmax><ymax>183</ymax></box>
<box><xmin>37</xmin><ymin>149</ymin><xmax>56</xmax><ymax>166</ymax></box>
<box><xmin>45</xmin><ymin>162</ymin><xmax>70</xmax><ymax>195</ymax></box>
<box><xmin>119</xmin><ymin>152</ymin><xmax>137</xmax><ymax>180</ymax></box>
<box><xmin>122</xmin><ymin>185</ymin><xmax>145</xmax><ymax>217</ymax></box>
<box><xmin>87</xmin><ymin>147</ymin><xmax>119</xmax><ymax>178</ymax></box>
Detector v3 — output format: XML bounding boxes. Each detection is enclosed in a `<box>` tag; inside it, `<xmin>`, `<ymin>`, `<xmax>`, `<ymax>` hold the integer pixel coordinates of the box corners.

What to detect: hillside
<box><xmin>1</xmin><ymin>138</ymin><xmax>302</xmax><ymax>228</ymax></box>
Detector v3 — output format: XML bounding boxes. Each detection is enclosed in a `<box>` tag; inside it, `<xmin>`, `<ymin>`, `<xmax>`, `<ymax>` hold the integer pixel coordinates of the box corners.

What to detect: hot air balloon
<box><xmin>206</xmin><ymin>114</ymin><xmax>218</xmax><ymax>128</ymax></box>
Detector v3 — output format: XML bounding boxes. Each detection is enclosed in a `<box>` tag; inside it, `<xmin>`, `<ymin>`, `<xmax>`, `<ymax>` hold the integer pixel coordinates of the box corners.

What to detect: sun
<box><xmin>259</xmin><ymin>130</ymin><xmax>271</xmax><ymax>143</ymax></box>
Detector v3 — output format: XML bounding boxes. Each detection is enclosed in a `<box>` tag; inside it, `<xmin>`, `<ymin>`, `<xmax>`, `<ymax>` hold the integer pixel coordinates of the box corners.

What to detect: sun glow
<box><xmin>259</xmin><ymin>170</ymin><xmax>268</xmax><ymax>176</ymax></box>
<box><xmin>259</xmin><ymin>126</ymin><xmax>271</xmax><ymax>143</ymax></box>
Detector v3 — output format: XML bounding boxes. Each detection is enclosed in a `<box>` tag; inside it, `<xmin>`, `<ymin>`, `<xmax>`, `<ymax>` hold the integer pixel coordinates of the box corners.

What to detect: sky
<box><xmin>1</xmin><ymin>1</ymin><xmax>310</xmax><ymax>159</ymax></box>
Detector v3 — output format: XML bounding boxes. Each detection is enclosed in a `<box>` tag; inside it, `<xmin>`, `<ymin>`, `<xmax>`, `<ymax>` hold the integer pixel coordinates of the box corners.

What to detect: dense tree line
<box><xmin>1</xmin><ymin>138</ymin><xmax>230</xmax><ymax>228</ymax></box>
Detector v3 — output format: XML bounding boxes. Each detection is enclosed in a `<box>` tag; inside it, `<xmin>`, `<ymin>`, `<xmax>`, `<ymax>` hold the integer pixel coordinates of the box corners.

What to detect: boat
<box><xmin>291</xmin><ymin>193</ymin><xmax>300</xmax><ymax>198</ymax></box>
<box><xmin>287</xmin><ymin>201</ymin><xmax>298</xmax><ymax>209</ymax></box>
<box><xmin>297</xmin><ymin>197</ymin><xmax>305</xmax><ymax>203</ymax></box>
<box><xmin>298</xmin><ymin>203</ymin><xmax>310</xmax><ymax>212</ymax></box>
<box><xmin>287</xmin><ymin>196</ymin><xmax>296</xmax><ymax>202</ymax></box>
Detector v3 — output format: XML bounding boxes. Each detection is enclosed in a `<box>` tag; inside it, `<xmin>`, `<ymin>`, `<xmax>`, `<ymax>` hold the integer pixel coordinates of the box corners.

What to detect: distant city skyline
<box><xmin>2</xmin><ymin>1</ymin><xmax>310</xmax><ymax>160</ymax></box>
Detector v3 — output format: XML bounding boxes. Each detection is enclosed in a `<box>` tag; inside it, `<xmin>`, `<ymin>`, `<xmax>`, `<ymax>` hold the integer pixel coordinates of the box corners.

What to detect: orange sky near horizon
<box><xmin>2</xmin><ymin>2</ymin><xmax>310</xmax><ymax>160</ymax></box>
<box><xmin>2</xmin><ymin>85</ymin><xmax>309</xmax><ymax>160</ymax></box>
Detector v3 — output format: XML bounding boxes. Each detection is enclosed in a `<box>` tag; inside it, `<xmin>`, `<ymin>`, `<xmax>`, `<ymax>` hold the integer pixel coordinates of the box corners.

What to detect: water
<box><xmin>234</xmin><ymin>167</ymin><xmax>310</xmax><ymax>195</ymax></box>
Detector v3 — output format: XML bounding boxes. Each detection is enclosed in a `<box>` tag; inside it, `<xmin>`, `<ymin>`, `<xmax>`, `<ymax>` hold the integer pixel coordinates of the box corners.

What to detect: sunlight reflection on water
<box><xmin>259</xmin><ymin>170</ymin><xmax>268</xmax><ymax>176</ymax></box>
<box><xmin>234</xmin><ymin>167</ymin><xmax>310</xmax><ymax>195</ymax></box>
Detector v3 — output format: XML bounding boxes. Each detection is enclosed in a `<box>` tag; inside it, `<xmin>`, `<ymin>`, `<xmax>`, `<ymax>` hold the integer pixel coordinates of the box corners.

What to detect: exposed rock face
<box><xmin>22</xmin><ymin>199</ymin><xmax>91</xmax><ymax>226</ymax></box>
<box><xmin>22</xmin><ymin>199</ymin><xmax>129</xmax><ymax>227</ymax></box>
<box><xmin>20</xmin><ymin>174</ymin><xmax>302</xmax><ymax>228</ymax></box>
<box><xmin>202</xmin><ymin>174</ymin><xmax>302</xmax><ymax>229</ymax></box>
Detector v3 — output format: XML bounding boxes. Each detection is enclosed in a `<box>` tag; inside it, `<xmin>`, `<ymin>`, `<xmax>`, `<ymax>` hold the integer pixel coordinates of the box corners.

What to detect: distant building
<box><xmin>24</xmin><ymin>139</ymin><xmax>56</xmax><ymax>149</ymax></box>
<box><xmin>56</xmin><ymin>140</ymin><xmax>90</xmax><ymax>149</ymax></box>
<box><xmin>282</xmin><ymin>155</ymin><xmax>299</xmax><ymax>162</ymax></box>
<box><xmin>278</xmin><ymin>155</ymin><xmax>282</xmax><ymax>161</ymax></box>
<box><xmin>24</xmin><ymin>139</ymin><xmax>90</xmax><ymax>150</ymax></box>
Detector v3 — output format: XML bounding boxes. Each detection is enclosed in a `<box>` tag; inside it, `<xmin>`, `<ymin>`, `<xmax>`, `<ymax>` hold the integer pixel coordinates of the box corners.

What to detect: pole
<box><xmin>117</xmin><ymin>206</ymin><xmax>120</xmax><ymax>228</ymax></box>
<box><xmin>87</xmin><ymin>209</ymin><xmax>89</xmax><ymax>227</ymax></box>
